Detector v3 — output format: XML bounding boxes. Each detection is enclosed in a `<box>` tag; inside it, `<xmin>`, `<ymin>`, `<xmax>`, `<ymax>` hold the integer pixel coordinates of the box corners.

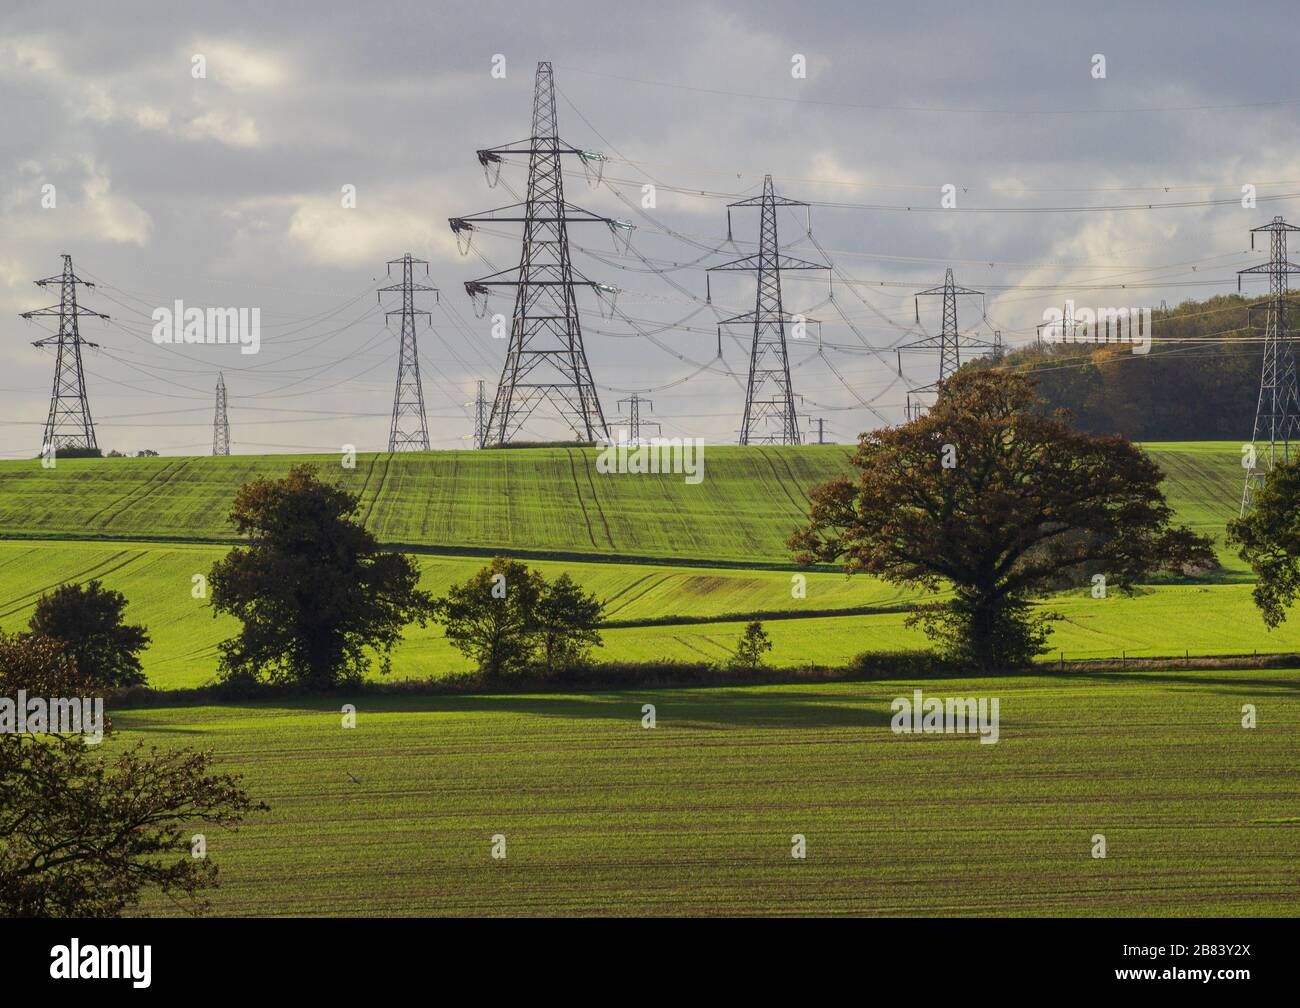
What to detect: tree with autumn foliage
<box><xmin>208</xmin><ymin>464</ymin><xmax>436</xmax><ymax>690</ymax></box>
<box><xmin>789</xmin><ymin>369</ymin><xmax>1215</xmax><ymax>671</ymax></box>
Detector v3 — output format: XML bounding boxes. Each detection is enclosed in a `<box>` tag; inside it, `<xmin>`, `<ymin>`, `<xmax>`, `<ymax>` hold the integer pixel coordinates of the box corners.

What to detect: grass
<box><xmin>0</xmin><ymin>446</ymin><xmax>852</xmax><ymax>564</ymax></box>
<box><xmin>3</xmin><ymin>539</ymin><xmax>1296</xmax><ymax>687</ymax></box>
<box><xmin>109</xmin><ymin>669</ymin><xmax>1300</xmax><ymax>917</ymax></box>
<box><xmin>0</xmin><ymin>442</ymin><xmax>1253</xmax><ymax>567</ymax></box>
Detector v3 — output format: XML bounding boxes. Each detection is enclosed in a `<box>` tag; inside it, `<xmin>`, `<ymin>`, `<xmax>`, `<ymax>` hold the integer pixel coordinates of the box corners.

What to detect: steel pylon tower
<box><xmin>450</xmin><ymin>61</ymin><xmax>617</xmax><ymax>445</ymax></box>
<box><xmin>897</xmin><ymin>268</ymin><xmax>992</xmax><ymax>420</ymax></box>
<box><xmin>379</xmin><ymin>253</ymin><xmax>438</xmax><ymax>452</ymax></box>
<box><xmin>617</xmin><ymin>394</ymin><xmax>660</xmax><ymax>443</ymax></box>
<box><xmin>20</xmin><ymin>254</ymin><xmax>108</xmax><ymax>454</ymax></box>
<box><xmin>708</xmin><ymin>175</ymin><xmax>829</xmax><ymax>445</ymax></box>
<box><xmin>1239</xmin><ymin>216</ymin><xmax>1300</xmax><ymax>515</ymax></box>
<box><xmin>471</xmin><ymin>380</ymin><xmax>490</xmax><ymax>449</ymax></box>
<box><xmin>212</xmin><ymin>372</ymin><xmax>231</xmax><ymax>456</ymax></box>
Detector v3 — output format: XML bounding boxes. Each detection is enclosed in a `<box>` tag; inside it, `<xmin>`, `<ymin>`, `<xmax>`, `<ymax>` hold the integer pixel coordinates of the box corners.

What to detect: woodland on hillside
<box><xmin>970</xmin><ymin>294</ymin><xmax>1266</xmax><ymax>440</ymax></box>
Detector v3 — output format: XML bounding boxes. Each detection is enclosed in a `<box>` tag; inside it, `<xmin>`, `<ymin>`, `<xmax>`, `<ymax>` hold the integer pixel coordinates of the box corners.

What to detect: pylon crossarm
<box><xmin>477</xmin><ymin>140</ymin><xmax>587</xmax><ymax>158</ymax></box>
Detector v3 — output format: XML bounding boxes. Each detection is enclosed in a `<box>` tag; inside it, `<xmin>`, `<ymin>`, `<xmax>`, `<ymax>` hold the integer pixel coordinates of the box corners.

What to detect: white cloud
<box><xmin>185</xmin><ymin>108</ymin><xmax>260</xmax><ymax>148</ymax></box>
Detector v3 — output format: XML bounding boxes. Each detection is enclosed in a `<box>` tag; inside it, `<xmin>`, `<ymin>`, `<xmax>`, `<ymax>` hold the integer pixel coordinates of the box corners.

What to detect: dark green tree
<box><xmin>1229</xmin><ymin>459</ymin><xmax>1300</xmax><ymax>628</ymax></box>
<box><xmin>535</xmin><ymin>573</ymin><xmax>604</xmax><ymax>674</ymax></box>
<box><xmin>28</xmin><ymin>579</ymin><xmax>150</xmax><ymax>688</ymax></box>
<box><xmin>433</xmin><ymin>557</ymin><xmax>547</xmax><ymax>678</ymax></box>
<box><xmin>729</xmin><ymin>621</ymin><xmax>773</xmax><ymax>671</ymax></box>
<box><xmin>208</xmin><ymin>464</ymin><xmax>435</xmax><ymax>689</ymax></box>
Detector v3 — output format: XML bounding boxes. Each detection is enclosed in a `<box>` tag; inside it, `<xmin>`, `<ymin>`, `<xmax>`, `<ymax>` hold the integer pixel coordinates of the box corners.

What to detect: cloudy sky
<box><xmin>1</xmin><ymin>0</ymin><xmax>1297</xmax><ymax>457</ymax></box>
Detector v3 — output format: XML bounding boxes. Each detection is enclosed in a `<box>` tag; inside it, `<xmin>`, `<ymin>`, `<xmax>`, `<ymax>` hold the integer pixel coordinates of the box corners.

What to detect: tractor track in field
<box><xmin>598</xmin><ymin>570</ymin><xmax>660</xmax><ymax>614</ymax></box>
<box><xmin>577</xmin><ymin>451</ymin><xmax>616</xmax><ymax>549</ymax></box>
<box><xmin>82</xmin><ymin>457</ymin><xmax>191</xmax><ymax>529</ymax></box>
<box><xmin>0</xmin><ymin>548</ymin><xmax>143</xmax><ymax>618</ymax></box>
<box><xmin>360</xmin><ymin>454</ymin><xmax>393</xmax><ymax>532</ymax></box>
<box><xmin>757</xmin><ymin>450</ymin><xmax>806</xmax><ymax>514</ymax></box>
<box><xmin>564</xmin><ymin>450</ymin><xmax>600</xmax><ymax>549</ymax></box>
<box><xmin>775</xmin><ymin>452</ymin><xmax>813</xmax><ymax>508</ymax></box>
<box><xmin>601</xmin><ymin>572</ymin><xmax>677</xmax><ymax>619</ymax></box>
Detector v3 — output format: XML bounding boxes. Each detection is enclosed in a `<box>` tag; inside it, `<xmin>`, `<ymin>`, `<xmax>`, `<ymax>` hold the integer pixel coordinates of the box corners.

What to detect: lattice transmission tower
<box><xmin>379</xmin><ymin>253</ymin><xmax>438</xmax><ymax>452</ymax></box>
<box><xmin>472</xmin><ymin>380</ymin><xmax>489</xmax><ymax>449</ymax></box>
<box><xmin>20</xmin><ymin>254</ymin><xmax>108</xmax><ymax>455</ymax></box>
<box><xmin>897</xmin><ymin>268</ymin><xmax>993</xmax><ymax>420</ymax></box>
<box><xmin>1239</xmin><ymin>216</ymin><xmax>1300</xmax><ymax>515</ymax></box>
<box><xmin>212</xmin><ymin>372</ymin><xmax>231</xmax><ymax>456</ymax></box>
<box><xmin>617</xmin><ymin>394</ymin><xmax>660</xmax><ymax>443</ymax></box>
<box><xmin>708</xmin><ymin>175</ymin><xmax>829</xmax><ymax>445</ymax></box>
<box><xmin>450</xmin><ymin>61</ymin><xmax>619</xmax><ymax>446</ymax></box>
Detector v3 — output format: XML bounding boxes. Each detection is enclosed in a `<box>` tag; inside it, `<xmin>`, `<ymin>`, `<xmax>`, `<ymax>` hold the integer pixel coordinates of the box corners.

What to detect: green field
<box><xmin>0</xmin><ymin>446</ymin><xmax>851</xmax><ymax>564</ymax></box>
<box><xmin>2</xmin><ymin>539</ymin><xmax>1294</xmax><ymax>687</ymax></box>
<box><xmin>3</xmin><ymin>442</ymin><xmax>1297</xmax><ymax>918</ymax></box>
<box><xmin>0</xmin><ymin>442</ymin><xmax>1288</xmax><ymax>686</ymax></box>
<box><xmin>0</xmin><ymin>441</ymin><xmax>1252</xmax><ymax>566</ymax></box>
<box><xmin>110</xmin><ymin>670</ymin><xmax>1300</xmax><ymax>916</ymax></box>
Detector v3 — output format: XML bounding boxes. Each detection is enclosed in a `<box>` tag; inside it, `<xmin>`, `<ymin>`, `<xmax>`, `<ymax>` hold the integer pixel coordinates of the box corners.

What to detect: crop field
<box><xmin>110</xmin><ymin>670</ymin><xmax>1300</xmax><ymax>917</ymax></box>
<box><xmin>0</xmin><ymin>442</ymin><xmax>1251</xmax><ymax>567</ymax></box>
<box><xmin>0</xmin><ymin>442</ymin><xmax>1289</xmax><ymax>686</ymax></box>
<box><xmin>2</xmin><ymin>442</ymin><xmax>1297</xmax><ymax>919</ymax></box>
<box><xmin>1</xmin><ymin>538</ymin><xmax>1294</xmax><ymax>687</ymax></box>
<box><xmin>0</xmin><ymin>446</ymin><xmax>852</xmax><ymax>564</ymax></box>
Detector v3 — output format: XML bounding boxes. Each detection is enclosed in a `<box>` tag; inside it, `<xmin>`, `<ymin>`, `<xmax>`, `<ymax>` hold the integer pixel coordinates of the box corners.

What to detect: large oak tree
<box><xmin>789</xmin><ymin>369</ymin><xmax>1214</xmax><ymax>671</ymax></box>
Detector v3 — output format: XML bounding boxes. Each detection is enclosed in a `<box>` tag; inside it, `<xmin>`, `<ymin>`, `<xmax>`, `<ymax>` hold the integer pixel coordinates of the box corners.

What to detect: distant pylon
<box><xmin>473</xmin><ymin>380</ymin><xmax>489</xmax><ymax>449</ymax></box>
<box><xmin>379</xmin><ymin>253</ymin><xmax>438</xmax><ymax>452</ymax></box>
<box><xmin>1239</xmin><ymin>216</ymin><xmax>1300</xmax><ymax>515</ymax></box>
<box><xmin>708</xmin><ymin>175</ymin><xmax>829</xmax><ymax>445</ymax></box>
<box><xmin>617</xmin><ymin>394</ymin><xmax>660</xmax><ymax>443</ymax></box>
<box><xmin>212</xmin><ymin>372</ymin><xmax>231</xmax><ymax>456</ymax></box>
<box><xmin>897</xmin><ymin>268</ymin><xmax>992</xmax><ymax>420</ymax></box>
<box><xmin>451</xmin><ymin>61</ymin><xmax>623</xmax><ymax>446</ymax></box>
<box><xmin>20</xmin><ymin>254</ymin><xmax>108</xmax><ymax>455</ymax></box>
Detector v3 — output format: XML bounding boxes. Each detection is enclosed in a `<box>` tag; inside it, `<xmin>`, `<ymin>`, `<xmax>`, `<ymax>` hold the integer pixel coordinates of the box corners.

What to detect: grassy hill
<box><xmin>0</xmin><ymin>446</ymin><xmax>852</xmax><ymax>565</ymax></box>
<box><xmin>0</xmin><ymin>441</ymin><xmax>1277</xmax><ymax>686</ymax></box>
<box><xmin>0</xmin><ymin>441</ymin><xmax>1251</xmax><ymax>567</ymax></box>
<box><xmin>113</xmin><ymin>670</ymin><xmax>1300</xmax><ymax>916</ymax></box>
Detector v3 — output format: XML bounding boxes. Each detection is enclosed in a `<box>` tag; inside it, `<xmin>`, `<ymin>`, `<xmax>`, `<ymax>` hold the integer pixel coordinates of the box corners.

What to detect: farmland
<box><xmin>111</xmin><ymin>671</ymin><xmax>1300</xmax><ymax>917</ymax></box>
<box><xmin>0</xmin><ymin>442</ymin><xmax>1289</xmax><ymax>686</ymax></box>
<box><xmin>2</xmin><ymin>442</ymin><xmax>1298</xmax><ymax>918</ymax></box>
<box><xmin>0</xmin><ymin>441</ymin><xmax>1251</xmax><ymax>567</ymax></box>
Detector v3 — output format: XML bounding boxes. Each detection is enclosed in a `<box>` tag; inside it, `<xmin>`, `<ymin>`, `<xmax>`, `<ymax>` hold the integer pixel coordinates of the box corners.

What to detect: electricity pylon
<box><xmin>473</xmin><ymin>379</ymin><xmax>489</xmax><ymax>449</ymax></box>
<box><xmin>617</xmin><ymin>394</ymin><xmax>660</xmax><ymax>443</ymax></box>
<box><xmin>897</xmin><ymin>268</ymin><xmax>992</xmax><ymax>420</ymax></box>
<box><xmin>708</xmin><ymin>175</ymin><xmax>829</xmax><ymax>445</ymax></box>
<box><xmin>450</xmin><ymin>61</ymin><xmax>620</xmax><ymax>446</ymax></box>
<box><xmin>212</xmin><ymin>372</ymin><xmax>231</xmax><ymax>456</ymax></box>
<box><xmin>379</xmin><ymin>253</ymin><xmax>438</xmax><ymax>452</ymax></box>
<box><xmin>20</xmin><ymin>254</ymin><xmax>108</xmax><ymax>454</ymax></box>
<box><xmin>1239</xmin><ymin>216</ymin><xmax>1300</xmax><ymax>515</ymax></box>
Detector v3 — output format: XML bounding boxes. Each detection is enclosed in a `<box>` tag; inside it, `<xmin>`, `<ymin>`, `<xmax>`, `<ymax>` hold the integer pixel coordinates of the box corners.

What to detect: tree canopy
<box><xmin>208</xmin><ymin>464</ymin><xmax>435</xmax><ymax>689</ymax></box>
<box><xmin>789</xmin><ymin>369</ymin><xmax>1215</xmax><ymax>670</ymax></box>
<box><xmin>29</xmin><ymin>579</ymin><xmax>150</xmax><ymax>688</ymax></box>
<box><xmin>1229</xmin><ymin>459</ymin><xmax>1300</xmax><ymax>628</ymax></box>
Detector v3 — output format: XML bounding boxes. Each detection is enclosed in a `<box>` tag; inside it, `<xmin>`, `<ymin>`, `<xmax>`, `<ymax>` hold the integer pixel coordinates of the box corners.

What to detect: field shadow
<box><xmin>1058</xmin><ymin>668</ymin><xmax>1300</xmax><ymax>696</ymax></box>
<box><xmin>171</xmin><ymin>690</ymin><xmax>898</xmax><ymax>730</ymax></box>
